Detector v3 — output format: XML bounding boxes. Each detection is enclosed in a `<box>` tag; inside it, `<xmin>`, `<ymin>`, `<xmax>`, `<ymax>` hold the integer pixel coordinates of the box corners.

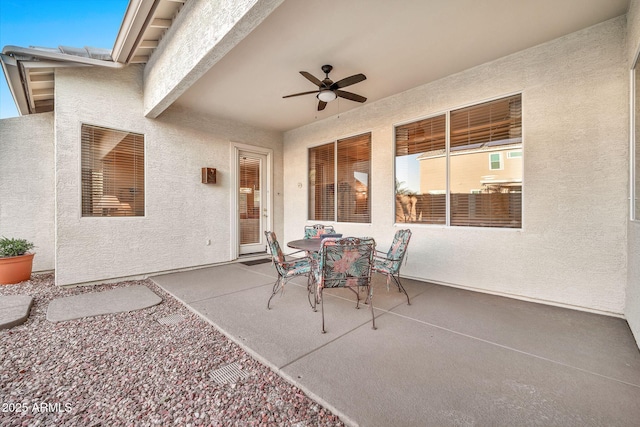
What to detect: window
<box><xmin>81</xmin><ymin>124</ymin><xmax>145</xmax><ymax>217</ymax></box>
<box><xmin>309</xmin><ymin>133</ymin><xmax>371</xmax><ymax>223</ymax></box>
<box><xmin>635</xmin><ymin>56</ymin><xmax>640</xmax><ymax>219</ymax></box>
<box><xmin>395</xmin><ymin>94</ymin><xmax>522</xmax><ymax>228</ymax></box>
<box><xmin>489</xmin><ymin>153</ymin><xmax>503</xmax><ymax>170</ymax></box>
<box><xmin>395</xmin><ymin>114</ymin><xmax>446</xmax><ymax>224</ymax></box>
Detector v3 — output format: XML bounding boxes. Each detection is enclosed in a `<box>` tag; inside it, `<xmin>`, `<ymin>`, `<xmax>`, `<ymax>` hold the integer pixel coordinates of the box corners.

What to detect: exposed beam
<box><xmin>150</xmin><ymin>18</ymin><xmax>172</xmax><ymax>28</ymax></box>
<box><xmin>138</xmin><ymin>40</ymin><xmax>159</xmax><ymax>49</ymax></box>
<box><xmin>130</xmin><ymin>55</ymin><xmax>150</xmax><ymax>63</ymax></box>
<box><xmin>29</xmin><ymin>74</ymin><xmax>54</xmax><ymax>83</ymax></box>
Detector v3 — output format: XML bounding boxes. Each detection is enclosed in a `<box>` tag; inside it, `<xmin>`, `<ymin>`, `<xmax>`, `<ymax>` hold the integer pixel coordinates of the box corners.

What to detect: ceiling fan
<box><xmin>283</xmin><ymin>64</ymin><xmax>367</xmax><ymax>111</ymax></box>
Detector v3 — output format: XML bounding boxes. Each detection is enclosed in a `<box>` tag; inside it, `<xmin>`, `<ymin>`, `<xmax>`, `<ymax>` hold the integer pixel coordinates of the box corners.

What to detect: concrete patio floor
<box><xmin>151</xmin><ymin>261</ymin><xmax>640</xmax><ymax>426</ymax></box>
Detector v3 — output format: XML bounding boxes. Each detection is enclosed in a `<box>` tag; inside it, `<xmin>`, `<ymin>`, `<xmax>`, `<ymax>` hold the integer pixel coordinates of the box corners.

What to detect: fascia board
<box><xmin>111</xmin><ymin>0</ymin><xmax>158</xmax><ymax>63</ymax></box>
<box><xmin>2</xmin><ymin>46</ymin><xmax>124</xmax><ymax>68</ymax></box>
<box><xmin>0</xmin><ymin>53</ymin><xmax>29</xmax><ymax>115</ymax></box>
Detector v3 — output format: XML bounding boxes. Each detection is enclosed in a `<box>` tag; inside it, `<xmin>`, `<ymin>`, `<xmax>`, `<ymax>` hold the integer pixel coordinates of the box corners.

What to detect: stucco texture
<box><xmin>284</xmin><ymin>16</ymin><xmax>629</xmax><ymax>315</ymax></box>
<box><xmin>0</xmin><ymin>113</ymin><xmax>55</xmax><ymax>272</ymax></box>
<box><xmin>54</xmin><ymin>65</ymin><xmax>283</xmax><ymax>286</ymax></box>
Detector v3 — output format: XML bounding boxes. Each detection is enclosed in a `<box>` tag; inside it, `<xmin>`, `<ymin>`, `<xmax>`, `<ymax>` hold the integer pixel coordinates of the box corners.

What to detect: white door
<box><xmin>238</xmin><ymin>150</ymin><xmax>268</xmax><ymax>254</ymax></box>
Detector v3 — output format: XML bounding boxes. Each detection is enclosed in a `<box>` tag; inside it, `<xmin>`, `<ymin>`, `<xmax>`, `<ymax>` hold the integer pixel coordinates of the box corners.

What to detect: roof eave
<box><xmin>111</xmin><ymin>0</ymin><xmax>159</xmax><ymax>64</ymax></box>
<box><xmin>0</xmin><ymin>54</ymin><xmax>30</xmax><ymax>115</ymax></box>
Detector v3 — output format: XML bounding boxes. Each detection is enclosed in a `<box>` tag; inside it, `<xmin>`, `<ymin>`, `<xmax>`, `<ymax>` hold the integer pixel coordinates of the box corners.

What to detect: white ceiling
<box><xmin>173</xmin><ymin>0</ymin><xmax>629</xmax><ymax>132</ymax></box>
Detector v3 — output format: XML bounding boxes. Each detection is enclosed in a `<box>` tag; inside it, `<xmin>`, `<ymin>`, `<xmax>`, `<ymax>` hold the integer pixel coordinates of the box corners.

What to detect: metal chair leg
<box><xmin>369</xmin><ymin>285</ymin><xmax>376</xmax><ymax>330</ymax></box>
<box><xmin>321</xmin><ymin>290</ymin><xmax>326</xmax><ymax>333</ymax></box>
<box><xmin>391</xmin><ymin>274</ymin><xmax>410</xmax><ymax>305</ymax></box>
<box><xmin>267</xmin><ymin>276</ymin><xmax>283</xmax><ymax>309</ymax></box>
<box><xmin>307</xmin><ymin>274</ymin><xmax>318</xmax><ymax>311</ymax></box>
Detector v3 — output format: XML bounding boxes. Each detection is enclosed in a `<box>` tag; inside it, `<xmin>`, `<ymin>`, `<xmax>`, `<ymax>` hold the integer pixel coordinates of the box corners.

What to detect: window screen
<box><xmin>81</xmin><ymin>124</ymin><xmax>145</xmax><ymax>217</ymax></box>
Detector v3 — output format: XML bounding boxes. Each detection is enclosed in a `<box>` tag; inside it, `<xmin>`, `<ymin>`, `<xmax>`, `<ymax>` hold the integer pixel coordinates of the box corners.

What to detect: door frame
<box><xmin>230</xmin><ymin>142</ymin><xmax>273</xmax><ymax>259</ymax></box>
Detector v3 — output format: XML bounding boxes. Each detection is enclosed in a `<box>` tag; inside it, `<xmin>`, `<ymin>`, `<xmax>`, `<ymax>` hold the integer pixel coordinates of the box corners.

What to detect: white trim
<box><xmin>631</xmin><ymin>65</ymin><xmax>638</xmax><ymax>220</ymax></box>
<box><xmin>1</xmin><ymin>46</ymin><xmax>124</xmax><ymax>68</ymax></box>
<box><xmin>230</xmin><ymin>142</ymin><xmax>274</xmax><ymax>260</ymax></box>
<box><xmin>445</xmin><ymin>110</ymin><xmax>451</xmax><ymax>227</ymax></box>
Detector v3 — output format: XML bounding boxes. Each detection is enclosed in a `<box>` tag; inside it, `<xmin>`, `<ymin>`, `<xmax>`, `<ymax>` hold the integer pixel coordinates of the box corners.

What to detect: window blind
<box><xmin>450</xmin><ymin>94</ymin><xmax>522</xmax><ymax>150</ymax></box>
<box><xmin>239</xmin><ymin>156</ymin><xmax>260</xmax><ymax>244</ymax></box>
<box><xmin>395</xmin><ymin>115</ymin><xmax>446</xmax><ymax>224</ymax></box>
<box><xmin>81</xmin><ymin>124</ymin><xmax>145</xmax><ymax>217</ymax></box>
<box><xmin>308</xmin><ymin>142</ymin><xmax>335</xmax><ymax>221</ymax></box>
<box><xmin>450</xmin><ymin>94</ymin><xmax>522</xmax><ymax>228</ymax></box>
<box><xmin>395</xmin><ymin>114</ymin><xmax>446</xmax><ymax>156</ymax></box>
<box><xmin>337</xmin><ymin>133</ymin><xmax>371</xmax><ymax>223</ymax></box>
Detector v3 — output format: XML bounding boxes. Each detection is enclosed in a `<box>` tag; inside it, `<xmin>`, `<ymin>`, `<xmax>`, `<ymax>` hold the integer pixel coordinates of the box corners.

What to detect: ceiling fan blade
<box><xmin>331</xmin><ymin>73</ymin><xmax>366</xmax><ymax>90</ymax></box>
<box><xmin>282</xmin><ymin>90</ymin><xmax>319</xmax><ymax>99</ymax></box>
<box><xmin>335</xmin><ymin>90</ymin><xmax>367</xmax><ymax>103</ymax></box>
<box><xmin>317</xmin><ymin>100</ymin><xmax>327</xmax><ymax>111</ymax></box>
<box><xmin>300</xmin><ymin>71</ymin><xmax>323</xmax><ymax>87</ymax></box>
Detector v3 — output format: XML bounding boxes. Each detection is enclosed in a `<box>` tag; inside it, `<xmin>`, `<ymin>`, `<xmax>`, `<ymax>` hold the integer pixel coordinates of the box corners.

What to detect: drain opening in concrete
<box><xmin>210</xmin><ymin>362</ymin><xmax>251</xmax><ymax>385</ymax></box>
<box><xmin>157</xmin><ymin>313</ymin><xmax>187</xmax><ymax>325</ymax></box>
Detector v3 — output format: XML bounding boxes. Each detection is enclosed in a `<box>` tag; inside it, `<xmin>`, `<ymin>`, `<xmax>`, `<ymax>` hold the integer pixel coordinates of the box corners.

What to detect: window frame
<box><xmin>80</xmin><ymin>122</ymin><xmax>146</xmax><ymax>218</ymax></box>
<box><xmin>631</xmin><ymin>50</ymin><xmax>640</xmax><ymax>221</ymax></box>
<box><xmin>393</xmin><ymin>92</ymin><xmax>523</xmax><ymax>229</ymax></box>
<box><xmin>307</xmin><ymin>132</ymin><xmax>372</xmax><ymax>224</ymax></box>
<box><xmin>489</xmin><ymin>152</ymin><xmax>504</xmax><ymax>170</ymax></box>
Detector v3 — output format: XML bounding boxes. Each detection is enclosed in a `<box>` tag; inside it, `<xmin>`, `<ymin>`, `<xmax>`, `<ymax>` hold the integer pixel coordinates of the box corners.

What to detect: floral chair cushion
<box><xmin>312</xmin><ymin>237</ymin><xmax>375</xmax><ymax>295</ymax></box>
<box><xmin>304</xmin><ymin>224</ymin><xmax>336</xmax><ymax>239</ymax></box>
<box><xmin>373</xmin><ymin>229</ymin><xmax>411</xmax><ymax>275</ymax></box>
<box><xmin>265</xmin><ymin>231</ymin><xmax>311</xmax><ymax>277</ymax></box>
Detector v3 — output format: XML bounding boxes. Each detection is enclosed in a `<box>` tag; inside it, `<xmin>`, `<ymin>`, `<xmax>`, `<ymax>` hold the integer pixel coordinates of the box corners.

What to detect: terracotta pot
<box><xmin>0</xmin><ymin>253</ymin><xmax>35</xmax><ymax>285</ymax></box>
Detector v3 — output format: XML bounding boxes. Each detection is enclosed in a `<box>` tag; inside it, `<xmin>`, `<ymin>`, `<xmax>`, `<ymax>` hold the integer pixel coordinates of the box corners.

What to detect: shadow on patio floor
<box><xmin>152</xmin><ymin>262</ymin><xmax>640</xmax><ymax>427</ymax></box>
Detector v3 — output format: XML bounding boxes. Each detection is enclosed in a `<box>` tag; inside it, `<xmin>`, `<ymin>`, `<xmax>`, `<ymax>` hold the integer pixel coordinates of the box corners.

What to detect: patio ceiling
<box><xmin>171</xmin><ymin>0</ymin><xmax>629</xmax><ymax>132</ymax></box>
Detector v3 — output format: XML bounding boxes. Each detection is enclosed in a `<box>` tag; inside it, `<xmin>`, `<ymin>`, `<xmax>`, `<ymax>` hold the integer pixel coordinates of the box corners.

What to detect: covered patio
<box><xmin>151</xmin><ymin>260</ymin><xmax>640</xmax><ymax>426</ymax></box>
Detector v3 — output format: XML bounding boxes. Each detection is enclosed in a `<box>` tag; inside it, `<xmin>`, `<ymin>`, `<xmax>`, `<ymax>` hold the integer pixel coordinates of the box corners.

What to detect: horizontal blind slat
<box><xmin>81</xmin><ymin>124</ymin><xmax>145</xmax><ymax>217</ymax></box>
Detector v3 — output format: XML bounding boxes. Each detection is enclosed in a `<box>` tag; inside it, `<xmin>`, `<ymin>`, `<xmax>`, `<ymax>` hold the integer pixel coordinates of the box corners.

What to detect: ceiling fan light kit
<box><xmin>317</xmin><ymin>89</ymin><xmax>337</xmax><ymax>102</ymax></box>
<box><xmin>283</xmin><ymin>64</ymin><xmax>367</xmax><ymax>111</ymax></box>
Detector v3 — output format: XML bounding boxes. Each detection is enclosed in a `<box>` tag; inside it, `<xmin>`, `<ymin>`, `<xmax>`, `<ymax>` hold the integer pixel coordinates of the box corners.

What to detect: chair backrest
<box><xmin>318</xmin><ymin>237</ymin><xmax>375</xmax><ymax>289</ymax></box>
<box><xmin>264</xmin><ymin>231</ymin><xmax>286</xmax><ymax>275</ymax></box>
<box><xmin>304</xmin><ymin>224</ymin><xmax>336</xmax><ymax>239</ymax></box>
<box><xmin>386</xmin><ymin>229</ymin><xmax>412</xmax><ymax>272</ymax></box>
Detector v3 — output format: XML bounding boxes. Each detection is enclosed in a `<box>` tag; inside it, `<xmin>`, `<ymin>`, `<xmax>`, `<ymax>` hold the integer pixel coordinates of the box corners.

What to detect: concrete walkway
<box><xmin>152</xmin><ymin>262</ymin><xmax>640</xmax><ymax>427</ymax></box>
<box><xmin>46</xmin><ymin>285</ymin><xmax>162</xmax><ymax>322</ymax></box>
<box><xmin>0</xmin><ymin>294</ymin><xmax>33</xmax><ymax>329</ymax></box>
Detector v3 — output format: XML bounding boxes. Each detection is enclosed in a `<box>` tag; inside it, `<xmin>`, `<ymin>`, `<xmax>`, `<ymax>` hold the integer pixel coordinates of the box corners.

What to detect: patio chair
<box><xmin>372</xmin><ymin>229</ymin><xmax>412</xmax><ymax>305</ymax></box>
<box><xmin>304</xmin><ymin>224</ymin><xmax>336</xmax><ymax>239</ymax></box>
<box><xmin>311</xmin><ymin>236</ymin><xmax>376</xmax><ymax>333</ymax></box>
<box><xmin>265</xmin><ymin>231</ymin><xmax>312</xmax><ymax>309</ymax></box>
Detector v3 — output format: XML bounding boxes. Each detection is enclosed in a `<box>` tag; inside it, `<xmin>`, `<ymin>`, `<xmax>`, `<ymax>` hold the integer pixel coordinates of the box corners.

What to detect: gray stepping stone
<box><xmin>47</xmin><ymin>285</ymin><xmax>162</xmax><ymax>322</ymax></box>
<box><xmin>0</xmin><ymin>295</ymin><xmax>34</xmax><ymax>329</ymax></box>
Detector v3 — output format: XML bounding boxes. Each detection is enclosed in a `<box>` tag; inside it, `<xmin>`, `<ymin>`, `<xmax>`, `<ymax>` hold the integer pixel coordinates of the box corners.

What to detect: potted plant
<box><xmin>0</xmin><ymin>237</ymin><xmax>35</xmax><ymax>285</ymax></box>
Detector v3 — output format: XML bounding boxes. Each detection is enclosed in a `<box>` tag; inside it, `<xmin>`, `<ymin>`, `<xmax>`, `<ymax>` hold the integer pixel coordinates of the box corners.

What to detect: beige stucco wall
<box><xmin>0</xmin><ymin>112</ymin><xmax>55</xmax><ymax>272</ymax></box>
<box><xmin>54</xmin><ymin>65</ymin><xmax>283</xmax><ymax>286</ymax></box>
<box><xmin>284</xmin><ymin>16</ymin><xmax>629</xmax><ymax>315</ymax></box>
<box><xmin>626</xmin><ymin>0</ymin><xmax>640</xmax><ymax>348</ymax></box>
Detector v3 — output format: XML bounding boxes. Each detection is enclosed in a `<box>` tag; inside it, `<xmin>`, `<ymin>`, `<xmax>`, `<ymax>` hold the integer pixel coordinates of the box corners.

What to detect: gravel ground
<box><xmin>0</xmin><ymin>274</ymin><xmax>344</xmax><ymax>427</ymax></box>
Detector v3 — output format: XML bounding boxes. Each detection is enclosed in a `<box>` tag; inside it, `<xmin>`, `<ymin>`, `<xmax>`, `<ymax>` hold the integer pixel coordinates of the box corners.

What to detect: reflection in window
<box><xmin>394</xmin><ymin>94</ymin><xmax>522</xmax><ymax>228</ymax></box>
<box><xmin>309</xmin><ymin>133</ymin><xmax>371</xmax><ymax>223</ymax></box>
